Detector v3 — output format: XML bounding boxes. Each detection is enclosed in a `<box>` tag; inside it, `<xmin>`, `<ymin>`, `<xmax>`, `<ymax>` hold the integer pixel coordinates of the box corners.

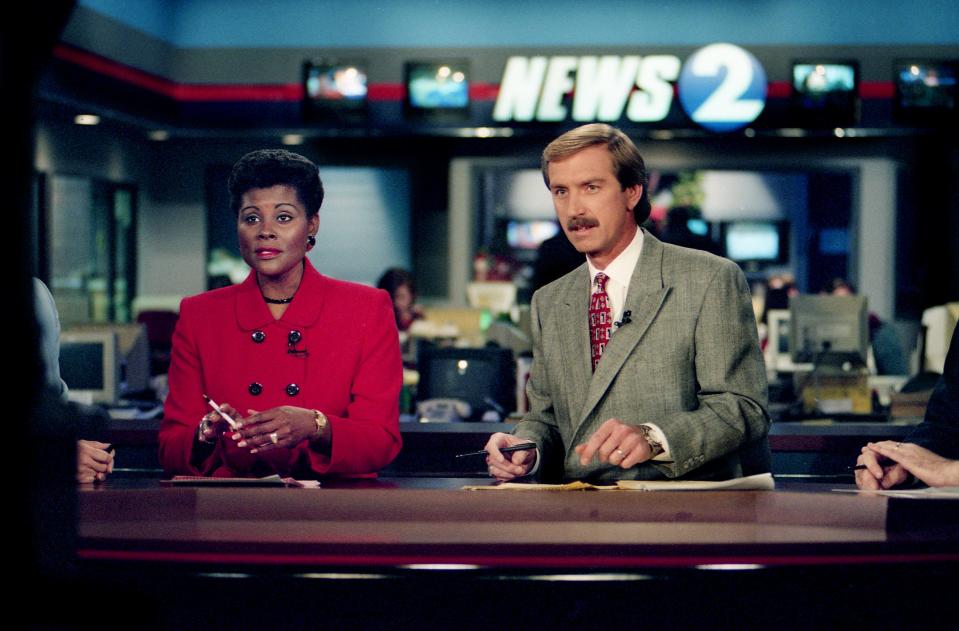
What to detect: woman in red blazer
<box><xmin>159</xmin><ymin>150</ymin><xmax>402</xmax><ymax>478</ymax></box>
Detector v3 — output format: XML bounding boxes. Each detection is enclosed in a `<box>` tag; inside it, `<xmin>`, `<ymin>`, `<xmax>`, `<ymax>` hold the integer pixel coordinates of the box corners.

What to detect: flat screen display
<box><xmin>723</xmin><ymin>221</ymin><xmax>786</xmax><ymax>264</ymax></box>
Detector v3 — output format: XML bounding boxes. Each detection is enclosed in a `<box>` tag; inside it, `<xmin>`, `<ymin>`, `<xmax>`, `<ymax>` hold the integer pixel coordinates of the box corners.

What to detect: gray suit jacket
<box><xmin>513</xmin><ymin>232</ymin><xmax>769</xmax><ymax>482</ymax></box>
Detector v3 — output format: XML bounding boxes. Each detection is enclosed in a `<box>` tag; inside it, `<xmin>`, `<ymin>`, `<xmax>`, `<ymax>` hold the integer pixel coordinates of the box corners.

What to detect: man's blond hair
<box><xmin>541</xmin><ymin>124</ymin><xmax>651</xmax><ymax>224</ymax></box>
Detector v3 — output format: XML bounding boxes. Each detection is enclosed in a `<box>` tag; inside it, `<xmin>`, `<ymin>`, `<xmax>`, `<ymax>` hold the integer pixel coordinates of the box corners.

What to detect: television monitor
<box><xmin>893</xmin><ymin>60</ymin><xmax>957</xmax><ymax>125</ymax></box>
<box><xmin>506</xmin><ymin>220</ymin><xmax>560</xmax><ymax>249</ymax></box>
<box><xmin>302</xmin><ymin>60</ymin><xmax>368</xmax><ymax>120</ymax></box>
<box><xmin>404</xmin><ymin>60</ymin><xmax>469</xmax><ymax>117</ymax></box>
<box><xmin>66</xmin><ymin>324</ymin><xmax>151</xmax><ymax>395</ymax></box>
<box><xmin>722</xmin><ymin>221</ymin><xmax>788</xmax><ymax>264</ymax></box>
<box><xmin>789</xmin><ymin>295</ymin><xmax>868</xmax><ymax>366</ymax></box>
<box><xmin>416</xmin><ymin>346</ymin><xmax>516</xmax><ymax>421</ymax></box>
<box><xmin>791</xmin><ymin>60</ymin><xmax>859</xmax><ymax>127</ymax></box>
<box><xmin>59</xmin><ymin>330</ymin><xmax>119</xmax><ymax>404</ymax></box>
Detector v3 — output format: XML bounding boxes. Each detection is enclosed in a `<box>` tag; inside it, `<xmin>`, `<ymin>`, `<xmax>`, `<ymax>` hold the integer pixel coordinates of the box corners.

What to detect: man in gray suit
<box><xmin>485</xmin><ymin>124</ymin><xmax>769</xmax><ymax>482</ymax></box>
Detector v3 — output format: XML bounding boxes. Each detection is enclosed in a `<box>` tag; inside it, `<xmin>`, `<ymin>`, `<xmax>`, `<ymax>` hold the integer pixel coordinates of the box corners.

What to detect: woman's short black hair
<box><xmin>228</xmin><ymin>149</ymin><xmax>324</xmax><ymax>217</ymax></box>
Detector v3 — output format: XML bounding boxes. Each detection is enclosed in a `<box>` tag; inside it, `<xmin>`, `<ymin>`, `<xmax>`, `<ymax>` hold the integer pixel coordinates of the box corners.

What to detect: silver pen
<box><xmin>202</xmin><ymin>394</ymin><xmax>240</xmax><ymax>430</ymax></box>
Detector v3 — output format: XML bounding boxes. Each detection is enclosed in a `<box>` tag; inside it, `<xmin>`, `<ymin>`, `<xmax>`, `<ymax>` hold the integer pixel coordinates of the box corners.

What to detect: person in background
<box><xmin>658</xmin><ymin>205</ymin><xmax>721</xmax><ymax>256</ymax></box>
<box><xmin>530</xmin><ymin>225</ymin><xmax>584</xmax><ymax>293</ymax></box>
<box><xmin>376</xmin><ymin>267</ymin><xmax>424</xmax><ymax>332</ymax></box>
<box><xmin>856</xmin><ymin>327</ymin><xmax>959</xmax><ymax>488</ymax></box>
<box><xmin>159</xmin><ymin>149</ymin><xmax>402</xmax><ymax>478</ymax></box>
<box><xmin>34</xmin><ymin>278</ymin><xmax>114</xmax><ymax>483</ymax></box>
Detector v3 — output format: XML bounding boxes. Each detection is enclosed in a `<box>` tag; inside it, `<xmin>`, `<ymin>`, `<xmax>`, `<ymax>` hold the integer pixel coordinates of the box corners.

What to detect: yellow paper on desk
<box><xmin>463</xmin><ymin>473</ymin><xmax>774</xmax><ymax>492</ymax></box>
<box><xmin>463</xmin><ymin>481</ymin><xmax>618</xmax><ymax>491</ymax></box>
<box><xmin>616</xmin><ymin>473</ymin><xmax>775</xmax><ymax>491</ymax></box>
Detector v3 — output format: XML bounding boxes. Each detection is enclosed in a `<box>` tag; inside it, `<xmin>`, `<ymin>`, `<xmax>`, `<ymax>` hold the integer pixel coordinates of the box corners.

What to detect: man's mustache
<box><xmin>567</xmin><ymin>217</ymin><xmax>599</xmax><ymax>230</ymax></box>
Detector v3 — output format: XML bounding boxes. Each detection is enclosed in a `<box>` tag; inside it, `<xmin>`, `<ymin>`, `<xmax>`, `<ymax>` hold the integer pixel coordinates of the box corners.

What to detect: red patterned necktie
<box><xmin>589</xmin><ymin>272</ymin><xmax>612</xmax><ymax>372</ymax></box>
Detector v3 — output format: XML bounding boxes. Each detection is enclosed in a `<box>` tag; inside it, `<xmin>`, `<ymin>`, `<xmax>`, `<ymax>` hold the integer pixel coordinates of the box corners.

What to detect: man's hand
<box><xmin>863</xmin><ymin>441</ymin><xmax>959</xmax><ymax>488</ymax></box>
<box><xmin>484</xmin><ymin>433</ymin><xmax>537</xmax><ymax>481</ymax></box>
<box><xmin>574</xmin><ymin>418</ymin><xmax>652</xmax><ymax>469</ymax></box>
<box><xmin>77</xmin><ymin>440</ymin><xmax>114</xmax><ymax>483</ymax></box>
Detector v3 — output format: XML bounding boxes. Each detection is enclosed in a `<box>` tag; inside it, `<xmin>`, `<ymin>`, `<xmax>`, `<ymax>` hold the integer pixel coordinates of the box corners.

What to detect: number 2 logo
<box><xmin>677</xmin><ymin>43</ymin><xmax>767</xmax><ymax>133</ymax></box>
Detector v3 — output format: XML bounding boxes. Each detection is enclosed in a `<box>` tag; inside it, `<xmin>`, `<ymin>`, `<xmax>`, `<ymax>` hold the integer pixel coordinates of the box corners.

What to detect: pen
<box><xmin>850</xmin><ymin>457</ymin><xmax>896</xmax><ymax>471</ymax></box>
<box><xmin>203</xmin><ymin>394</ymin><xmax>240</xmax><ymax>430</ymax></box>
<box><xmin>455</xmin><ymin>442</ymin><xmax>537</xmax><ymax>459</ymax></box>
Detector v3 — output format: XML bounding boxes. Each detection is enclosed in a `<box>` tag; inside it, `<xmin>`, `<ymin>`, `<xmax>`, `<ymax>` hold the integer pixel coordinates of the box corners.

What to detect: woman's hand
<box><xmin>865</xmin><ymin>441</ymin><xmax>959</xmax><ymax>488</ymax></box>
<box><xmin>234</xmin><ymin>406</ymin><xmax>320</xmax><ymax>453</ymax></box>
<box><xmin>854</xmin><ymin>446</ymin><xmax>909</xmax><ymax>490</ymax></box>
<box><xmin>198</xmin><ymin>402</ymin><xmax>239</xmax><ymax>444</ymax></box>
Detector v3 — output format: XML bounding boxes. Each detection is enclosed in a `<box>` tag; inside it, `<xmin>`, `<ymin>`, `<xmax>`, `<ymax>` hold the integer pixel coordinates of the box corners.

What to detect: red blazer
<box><xmin>159</xmin><ymin>259</ymin><xmax>402</xmax><ymax>478</ymax></box>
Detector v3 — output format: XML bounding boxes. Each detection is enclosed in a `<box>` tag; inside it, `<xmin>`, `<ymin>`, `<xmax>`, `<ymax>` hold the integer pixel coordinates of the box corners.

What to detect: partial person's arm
<box><xmin>304</xmin><ymin>290</ymin><xmax>403</xmax><ymax>475</ymax></box>
<box><xmin>650</xmin><ymin>260</ymin><xmax>770</xmax><ymax>478</ymax></box>
<box><xmin>907</xmin><ymin>327</ymin><xmax>959</xmax><ymax>460</ymax></box>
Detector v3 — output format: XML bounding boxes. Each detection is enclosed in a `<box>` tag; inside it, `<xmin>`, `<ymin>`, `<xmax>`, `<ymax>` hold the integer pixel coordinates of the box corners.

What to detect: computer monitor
<box><xmin>59</xmin><ymin>330</ymin><xmax>119</xmax><ymax>404</ymax></box>
<box><xmin>62</xmin><ymin>324</ymin><xmax>151</xmax><ymax>397</ymax></box>
<box><xmin>722</xmin><ymin>221</ymin><xmax>788</xmax><ymax>265</ymax></box>
<box><xmin>416</xmin><ymin>346</ymin><xmax>515</xmax><ymax>421</ymax></box>
<box><xmin>921</xmin><ymin>302</ymin><xmax>959</xmax><ymax>373</ymax></box>
<box><xmin>789</xmin><ymin>295</ymin><xmax>868</xmax><ymax>366</ymax></box>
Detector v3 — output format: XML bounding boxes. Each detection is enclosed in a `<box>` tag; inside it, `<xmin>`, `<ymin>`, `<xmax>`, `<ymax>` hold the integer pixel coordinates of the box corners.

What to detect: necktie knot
<box><xmin>594</xmin><ymin>272</ymin><xmax>609</xmax><ymax>292</ymax></box>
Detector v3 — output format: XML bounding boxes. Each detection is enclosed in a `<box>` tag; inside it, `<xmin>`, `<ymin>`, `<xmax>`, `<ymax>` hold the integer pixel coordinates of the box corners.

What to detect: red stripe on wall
<box><xmin>171</xmin><ymin>83</ymin><xmax>302</xmax><ymax>102</ymax></box>
<box><xmin>470</xmin><ymin>82</ymin><xmax>500</xmax><ymax>101</ymax></box>
<box><xmin>767</xmin><ymin>81</ymin><xmax>791</xmax><ymax>98</ymax></box>
<box><xmin>860</xmin><ymin>81</ymin><xmax>895</xmax><ymax>99</ymax></box>
<box><xmin>367</xmin><ymin>83</ymin><xmax>405</xmax><ymax>101</ymax></box>
<box><xmin>54</xmin><ymin>44</ymin><xmax>179</xmax><ymax>98</ymax></box>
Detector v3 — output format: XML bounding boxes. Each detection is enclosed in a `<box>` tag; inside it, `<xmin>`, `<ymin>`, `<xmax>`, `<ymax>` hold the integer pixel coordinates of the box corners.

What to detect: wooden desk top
<box><xmin>78</xmin><ymin>479</ymin><xmax>959</xmax><ymax>570</ymax></box>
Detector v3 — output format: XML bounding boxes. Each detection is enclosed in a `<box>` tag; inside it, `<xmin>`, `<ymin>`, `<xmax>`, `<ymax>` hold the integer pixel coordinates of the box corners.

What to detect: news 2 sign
<box><xmin>493</xmin><ymin>43</ymin><xmax>767</xmax><ymax>133</ymax></box>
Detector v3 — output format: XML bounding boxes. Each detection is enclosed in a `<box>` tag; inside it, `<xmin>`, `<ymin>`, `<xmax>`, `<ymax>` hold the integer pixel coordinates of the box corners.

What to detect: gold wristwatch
<box><xmin>639</xmin><ymin>424</ymin><xmax>664</xmax><ymax>457</ymax></box>
<box><xmin>311</xmin><ymin>409</ymin><xmax>328</xmax><ymax>441</ymax></box>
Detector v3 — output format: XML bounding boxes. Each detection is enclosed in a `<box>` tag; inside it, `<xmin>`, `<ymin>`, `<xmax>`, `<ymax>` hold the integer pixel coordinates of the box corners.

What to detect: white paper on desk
<box><xmin>616</xmin><ymin>473</ymin><xmax>776</xmax><ymax>491</ymax></box>
<box><xmin>863</xmin><ymin>486</ymin><xmax>959</xmax><ymax>500</ymax></box>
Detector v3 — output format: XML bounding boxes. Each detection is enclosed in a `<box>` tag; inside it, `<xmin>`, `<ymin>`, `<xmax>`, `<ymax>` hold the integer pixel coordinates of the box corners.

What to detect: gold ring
<box><xmin>614</xmin><ymin>448</ymin><xmax>625</xmax><ymax>457</ymax></box>
<box><xmin>270</xmin><ymin>432</ymin><xmax>279</xmax><ymax>445</ymax></box>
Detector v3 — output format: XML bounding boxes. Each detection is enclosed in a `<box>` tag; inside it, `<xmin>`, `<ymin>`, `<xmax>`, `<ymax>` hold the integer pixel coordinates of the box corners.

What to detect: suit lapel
<box><xmin>577</xmin><ymin>232</ymin><xmax>671</xmax><ymax>426</ymax></box>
